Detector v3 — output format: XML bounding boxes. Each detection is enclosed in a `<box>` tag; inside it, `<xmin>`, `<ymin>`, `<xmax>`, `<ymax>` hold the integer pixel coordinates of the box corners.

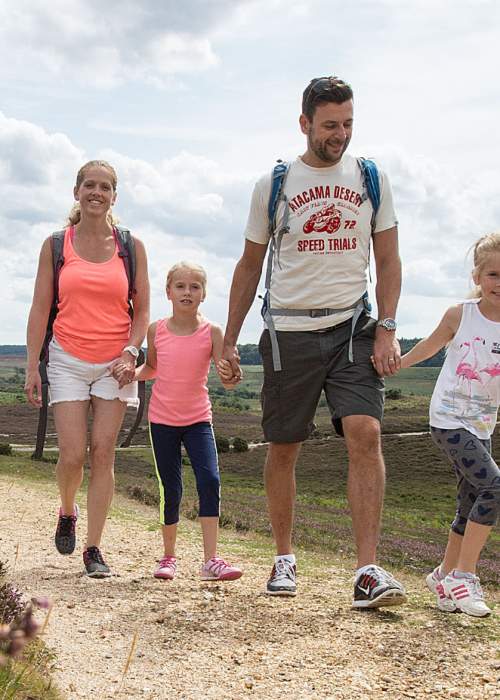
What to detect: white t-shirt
<box><xmin>429</xmin><ymin>300</ymin><xmax>500</xmax><ymax>439</ymax></box>
<box><xmin>245</xmin><ymin>154</ymin><xmax>398</xmax><ymax>331</ymax></box>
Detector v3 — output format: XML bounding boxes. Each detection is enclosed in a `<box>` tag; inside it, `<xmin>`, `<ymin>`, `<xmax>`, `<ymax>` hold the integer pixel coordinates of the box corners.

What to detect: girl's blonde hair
<box><xmin>470</xmin><ymin>231</ymin><xmax>500</xmax><ymax>298</ymax></box>
<box><xmin>67</xmin><ymin>160</ymin><xmax>118</xmax><ymax>226</ymax></box>
<box><xmin>166</xmin><ymin>261</ymin><xmax>208</xmax><ymax>294</ymax></box>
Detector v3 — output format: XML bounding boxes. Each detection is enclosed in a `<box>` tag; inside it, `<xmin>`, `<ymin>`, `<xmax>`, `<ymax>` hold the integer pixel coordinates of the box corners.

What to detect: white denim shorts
<box><xmin>47</xmin><ymin>338</ymin><xmax>139</xmax><ymax>407</ymax></box>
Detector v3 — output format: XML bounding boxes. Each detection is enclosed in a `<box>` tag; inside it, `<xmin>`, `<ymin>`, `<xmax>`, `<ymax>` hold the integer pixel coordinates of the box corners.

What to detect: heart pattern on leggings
<box><xmin>478</xmin><ymin>505</ymin><xmax>492</xmax><ymax>517</ymax></box>
<box><xmin>464</xmin><ymin>439</ymin><xmax>478</xmax><ymax>451</ymax></box>
<box><xmin>462</xmin><ymin>457</ymin><xmax>475</xmax><ymax>469</ymax></box>
<box><xmin>473</xmin><ymin>468</ymin><xmax>487</xmax><ymax>479</ymax></box>
<box><xmin>447</xmin><ymin>434</ymin><xmax>460</xmax><ymax>444</ymax></box>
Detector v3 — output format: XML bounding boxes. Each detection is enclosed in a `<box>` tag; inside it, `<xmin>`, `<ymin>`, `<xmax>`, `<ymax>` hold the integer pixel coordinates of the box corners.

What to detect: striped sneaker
<box><xmin>200</xmin><ymin>556</ymin><xmax>243</xmax><ymax>581</ymax></box>
<box><xmin>352</xmin><ymin>565</ymin><xmax>406</xmax><ymax>608</ymax></box>
<box><xmin>425</xmin><ymin>566</ymin><xmax>457</xmax><ymax>613</ymax></box>
<box><xmin>442</xmin><ymin>571</ymin><xmax>491</xmax><ymax>617</ymax></box>
<box><xmin>154</xmin><ymin>555</ymin><xmax>177</xmax><ymax>580</ymax></box>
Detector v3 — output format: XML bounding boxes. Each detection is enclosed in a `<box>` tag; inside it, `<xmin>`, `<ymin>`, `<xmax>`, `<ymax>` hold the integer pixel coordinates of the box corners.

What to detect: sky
<box><xmin>1</xmin><ymin>0</ymin><xmax>499</xmax><ymax>344</ymax></box>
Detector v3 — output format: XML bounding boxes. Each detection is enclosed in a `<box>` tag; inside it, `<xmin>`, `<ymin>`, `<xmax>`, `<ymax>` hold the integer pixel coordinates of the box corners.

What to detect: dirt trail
<box><xmin>0</xmin><ymin>476</ymin><xmax>498</xmax><ymax>700</ymax></box>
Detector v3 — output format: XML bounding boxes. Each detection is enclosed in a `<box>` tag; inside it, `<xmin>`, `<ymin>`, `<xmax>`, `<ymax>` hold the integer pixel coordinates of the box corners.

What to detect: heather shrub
<box><xmin>232</xmin><ymin>436</ymin><xmax>249</xmax><ymax>453</ymax></box>
<box><xmin>215</xmin><ymin>434</ymin><xmax>230</xmax><ymax>453</ymax></box>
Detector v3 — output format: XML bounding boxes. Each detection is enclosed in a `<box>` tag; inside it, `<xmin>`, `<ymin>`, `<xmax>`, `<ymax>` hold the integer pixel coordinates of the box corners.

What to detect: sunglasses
<box><xmin>303</xmin><ymin>76</ymin><xmax>349</xmax><ymax>111</ymax></box>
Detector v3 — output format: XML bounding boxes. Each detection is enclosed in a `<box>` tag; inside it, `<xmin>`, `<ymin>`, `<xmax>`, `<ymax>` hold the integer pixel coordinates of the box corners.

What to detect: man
<box><xmin>223</xmin><ymin>76</ymin><xmax>406</xmax><ymax>608</ymax></box>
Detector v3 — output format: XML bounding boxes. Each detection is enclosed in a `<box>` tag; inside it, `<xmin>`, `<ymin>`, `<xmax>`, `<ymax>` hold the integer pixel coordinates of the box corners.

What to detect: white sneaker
<box><xmin>442</xmin><ymin>571</ymin><xmax>491</xmax><ymax>617</ymax></box>
<box><xmin>266</xmin><ymin>558</ymin><xmax>297</xmax><ymax>596</ymax></box>
<box><xmin>425</xmin><ymin>566</ymin><xmax>457</xmax><ymax>613</ymax></box>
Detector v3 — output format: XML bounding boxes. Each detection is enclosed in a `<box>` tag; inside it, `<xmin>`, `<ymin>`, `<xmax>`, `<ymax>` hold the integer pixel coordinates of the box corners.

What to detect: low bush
<box><xmin>232</xmin><ymin>436</ymin><xmax>249</xmax><ymax>452</ymax></box>
<box><xmin>0</xmin><ymin>443</ymin><xmax>12</xmax><ymax>456</ymax></box>
<box><xmin>215</xmin><ymin>434</ymin><xmax>230</xmax><ymax>453</ymax></box>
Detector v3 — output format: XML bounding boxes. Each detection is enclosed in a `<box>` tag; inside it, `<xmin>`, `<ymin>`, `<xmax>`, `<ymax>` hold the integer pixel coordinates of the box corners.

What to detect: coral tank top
<box><xmin>53</xmin><ymin>227</ymin><xmax>131</xmax><ymax>362</ymax></box>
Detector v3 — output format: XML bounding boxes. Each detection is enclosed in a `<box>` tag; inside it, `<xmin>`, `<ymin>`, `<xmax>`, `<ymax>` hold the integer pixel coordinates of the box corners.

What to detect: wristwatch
<box><xmin>376</xmin><ymin>318</ymin><xmax>397</xmax><ymax>332</ymax></box>
<box><xmin>122</xmin><ymin>345</ymin><xmax>139</xmax><ymax>361</ymax></box>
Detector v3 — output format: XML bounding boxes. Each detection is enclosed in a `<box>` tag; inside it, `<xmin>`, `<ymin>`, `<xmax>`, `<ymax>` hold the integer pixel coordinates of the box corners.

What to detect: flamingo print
<box><xmin>455</xmin><ymin>337</ymin><xmax>484</xmax><ymax>399</ymax></box>
<box><xmin>479</xmin><ymin>362</ymin><xmax>500</xmax><ymax>385</ymax></box>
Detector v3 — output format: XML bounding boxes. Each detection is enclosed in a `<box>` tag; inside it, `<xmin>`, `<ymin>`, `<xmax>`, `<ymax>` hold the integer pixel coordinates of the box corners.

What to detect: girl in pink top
<box><xmin>135</xmin><ymin>261</ymin><xmax>243</xmax><ymax>582</ymax></box>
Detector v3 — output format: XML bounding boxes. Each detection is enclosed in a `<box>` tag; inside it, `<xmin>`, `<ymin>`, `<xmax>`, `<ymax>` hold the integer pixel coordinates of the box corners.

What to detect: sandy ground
<box><xmin>0</xmin><ymin>476</ymin><xmax>498</xmax><ymax>700</ymax></box>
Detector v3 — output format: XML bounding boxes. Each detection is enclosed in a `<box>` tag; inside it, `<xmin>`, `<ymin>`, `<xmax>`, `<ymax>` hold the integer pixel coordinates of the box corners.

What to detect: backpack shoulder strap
<box><xmin>114</xmin><ymin>226</ymin><xmax>136</xmax><ymax>302</ymax></box>
<box><xmin>357</xmin><ymin>157</ymin><xmax>380</xmax><ymax>233</ymax></box>
<box><xmin>267</xmin><ymin>160</ymin><xmax>290</xmax><ymax>236</ymax></box>
<box><xmin>51</xmin><ymin>229</ymin><xmax>66</xmax><ymax>304</ymax></box>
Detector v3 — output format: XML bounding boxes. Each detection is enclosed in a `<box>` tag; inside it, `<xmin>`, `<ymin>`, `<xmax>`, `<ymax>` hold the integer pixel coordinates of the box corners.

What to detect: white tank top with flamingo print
<box><xmin>429</xmin><ymin>300</ymin><xmax>500</xmax><ymax>439</ymax></box>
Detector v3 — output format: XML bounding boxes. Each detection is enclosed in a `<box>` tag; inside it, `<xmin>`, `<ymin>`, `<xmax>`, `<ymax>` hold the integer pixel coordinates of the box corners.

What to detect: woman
<box><xmin>25</xmin><ymin>160</ymin><xmax>149</xmax><ymax>578</ymax></box>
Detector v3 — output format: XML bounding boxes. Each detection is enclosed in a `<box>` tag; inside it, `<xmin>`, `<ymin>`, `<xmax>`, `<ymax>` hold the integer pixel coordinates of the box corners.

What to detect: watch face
<box><xmin>377</xmin><ymin>318</ymin><xmax>396</xmax><ymax>331</ymax></box>
<box><xmin>125</xmin><ymin>346</ymin><xmax>139</xmax><ymax>357</ymax></box>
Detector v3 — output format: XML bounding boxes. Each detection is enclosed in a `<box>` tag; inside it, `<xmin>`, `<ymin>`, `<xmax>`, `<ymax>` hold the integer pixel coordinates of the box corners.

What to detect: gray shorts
<box><xmin>258</xmin><ymin>315</ymin><xmax>384</xmax><ymax>443</ymax></box>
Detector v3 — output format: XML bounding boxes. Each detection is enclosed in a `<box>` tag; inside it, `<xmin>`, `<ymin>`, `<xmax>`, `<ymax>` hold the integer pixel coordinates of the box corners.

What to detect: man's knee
<box><xmin>266</xmin><ymin>442</ymin><xmax>302</xmax><ymax>472</ymax></box>
<box><xmin>343</xmin><ymin>416</ymin><xmax>382</xmax><ymax>458</ymax></box>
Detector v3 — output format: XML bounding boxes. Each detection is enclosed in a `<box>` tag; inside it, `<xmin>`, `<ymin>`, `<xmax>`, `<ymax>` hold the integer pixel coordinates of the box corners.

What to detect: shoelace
<box><xmin>158</xmin><ymin>556</ymin><xmax>176</xmax><ymax>569</ymax></box>
<box><xmin>273</xmin><ymin>560</ymin><xmax>294</xmax><ymax>580</ymax></box>
<box><xmin>466</xmin><ymin>576</ymin><xmax>484</xmax><ymax>599</ymax></box>
<box><xmin>359</xmin><ymin>565</ymin><xmax>397</xmax><ymax>587</ymax></box>
<box><xmin>206</xmin><ymin>557</ymin><xmax>231</xmax><ymax>575</ymax></box>
<box><xmin>85</xmin><ymin>547</ymin><xmax>105</xmax><ymax>565</ymax></box>
<box><xmin>57</xmin><ymin>514</ymin><xmax>77</xmax><ymax>537</ymax></box>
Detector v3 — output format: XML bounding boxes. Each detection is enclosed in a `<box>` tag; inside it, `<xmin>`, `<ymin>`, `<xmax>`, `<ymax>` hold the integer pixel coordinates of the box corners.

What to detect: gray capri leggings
<box><xmin>430</xmin><ymin>427</ymin><xmax>500</xmax><ymax>535</ymax></box>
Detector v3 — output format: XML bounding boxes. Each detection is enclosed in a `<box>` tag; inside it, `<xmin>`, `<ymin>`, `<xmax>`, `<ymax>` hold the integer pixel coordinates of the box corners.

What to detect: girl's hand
<box><xmin>24</xmin><ymin>367</ymin><xmax>43</xmax><ymax>407</ymax></box>
<box><xmin>111</xmin><ymin>357</ymin><xmax>136</xmax><ymax>389</ymax></box>
<box><xmin>217</xmin><ymin>359</ymin><xmax>242</xmax><ymax>384</ymax></box>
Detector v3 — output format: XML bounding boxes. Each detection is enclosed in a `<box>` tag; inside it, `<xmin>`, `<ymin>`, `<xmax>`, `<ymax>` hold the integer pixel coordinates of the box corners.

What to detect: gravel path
<box><xmin>0</xmin><ymin>476</ymin><xmax>498</xmax><ymax>700</ymax></box>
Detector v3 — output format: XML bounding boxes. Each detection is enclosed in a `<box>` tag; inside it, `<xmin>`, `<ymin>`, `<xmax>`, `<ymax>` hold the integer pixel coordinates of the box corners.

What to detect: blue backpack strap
<box><xmin>267</xmin><ymin>160</ymin><xmax>290</xmax><ymax>235</ymax></box>
<box><xmin>358</xmin><ymin>157</ymin><xmax>380</xmax><ymax>233</ymax></box>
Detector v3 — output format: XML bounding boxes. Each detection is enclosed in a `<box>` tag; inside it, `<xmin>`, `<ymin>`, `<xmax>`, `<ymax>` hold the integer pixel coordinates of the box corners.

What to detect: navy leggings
<box><xmin>430</xmin><ymin>427</ymin><xmax>500</xmax><ymax>535</ymax></box>
<box><xmin>150</xmin><ymin>422</ymin><xmax>220</xmax><ymax>525</ymax></box>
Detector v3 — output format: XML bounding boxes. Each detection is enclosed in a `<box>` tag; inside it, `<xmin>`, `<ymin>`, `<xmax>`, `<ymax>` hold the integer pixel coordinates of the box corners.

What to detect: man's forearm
<box><xmin>224</xmin><ymin>258</ymin><xmax>262</xmax><ymax>347</ymax></box>
<box><xmin>375</xmin><ymin>256</ymin><xmax>402</xmax><ymax>319</ymax></box>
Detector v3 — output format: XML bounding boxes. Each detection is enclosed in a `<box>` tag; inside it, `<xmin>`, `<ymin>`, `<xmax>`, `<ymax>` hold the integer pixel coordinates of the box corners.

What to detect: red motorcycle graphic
<box><xmin>303</xmin><ymin>204</ymin><xmax>342</xmax><ymax>234</ymax></box>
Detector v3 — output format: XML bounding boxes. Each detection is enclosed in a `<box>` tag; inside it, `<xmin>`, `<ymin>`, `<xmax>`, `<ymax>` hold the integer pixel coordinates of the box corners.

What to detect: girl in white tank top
<box><xmin>401</xmin><ymin>232</ymin><xmax>500</xmax><ymax>618</ymax></box>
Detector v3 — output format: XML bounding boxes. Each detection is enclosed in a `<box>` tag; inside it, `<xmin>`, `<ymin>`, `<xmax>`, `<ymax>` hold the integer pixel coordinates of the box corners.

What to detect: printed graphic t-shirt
<box><xmin>429</xmin><ymin>300</ymin><xmax>500</xmax><ymax>439</ymax></box>
<box><xmin>244</xmin><ymin>154</ymin><xmax>398</xmax><ymax>331</ymax></box>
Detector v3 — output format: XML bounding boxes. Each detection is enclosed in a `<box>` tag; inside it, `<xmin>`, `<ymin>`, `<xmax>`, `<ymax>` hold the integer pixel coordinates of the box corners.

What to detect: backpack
<box><xmin>33</xmin><ymin>226</ymin><xmax>145</xmax><ymax>459</ymax></box>
<box><xmin>262</xmin><ymin>158</ymin><xmax>381</xmax><ymax>371</ymax></box>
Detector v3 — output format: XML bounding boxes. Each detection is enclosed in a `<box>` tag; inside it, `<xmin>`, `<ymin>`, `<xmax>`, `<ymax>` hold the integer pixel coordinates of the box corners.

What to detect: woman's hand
<box><xmin>111</xmin><ymin>353</ymin><xmax>136</xmax><ymax>389</ymax></box>
<box><xmin>24</xmin><ymin>367</ymin><xmax>43</xmax><ymax>407</ymax></box>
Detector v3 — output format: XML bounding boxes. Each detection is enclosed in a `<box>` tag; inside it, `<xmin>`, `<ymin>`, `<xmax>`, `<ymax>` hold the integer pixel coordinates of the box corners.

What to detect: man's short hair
<box><xmin>302</xmin><ymin>76</ymin><xmax>353</xmax><ymax>120</ymax></box>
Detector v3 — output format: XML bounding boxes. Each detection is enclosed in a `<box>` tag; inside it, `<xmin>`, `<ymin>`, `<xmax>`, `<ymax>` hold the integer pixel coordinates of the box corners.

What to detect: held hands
<box><xmin>24</xmin><ymin>367</ymin><xmax>43</xmax><ymax>408</ymax></box>
<box><xmin>218</xmin><ymin>351</ymin><xmax>243</xmax><ymax>387</ymax></box>
<box><xmin>370</xmin><ymin>329</ymin><xmax>401</xmax><ymax>377</ymax></box>
<box><xmin>111</xmin><ymin>352</ymin><xmax>137</xmax><ymax>389</ymax></box>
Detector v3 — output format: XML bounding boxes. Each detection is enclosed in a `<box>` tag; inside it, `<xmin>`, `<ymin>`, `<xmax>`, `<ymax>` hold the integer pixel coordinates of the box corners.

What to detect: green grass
<box><xmin>0</xmin><ymin>640</ymin><xmax>64</xmax><ymax>700</ymax></box>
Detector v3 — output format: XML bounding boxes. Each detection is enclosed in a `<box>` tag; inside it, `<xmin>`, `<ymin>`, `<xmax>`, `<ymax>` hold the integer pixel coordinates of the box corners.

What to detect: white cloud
<box><xmin>0</xmin><ymin>0</ymin><xmax>243</xmax><ymax>88</ymax></box>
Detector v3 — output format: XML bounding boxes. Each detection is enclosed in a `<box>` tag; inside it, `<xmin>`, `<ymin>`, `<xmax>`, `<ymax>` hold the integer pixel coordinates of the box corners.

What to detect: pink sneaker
<box><xmin>154</xmin><ymin>555</ymin><xmax>177</xmax><ymax>580</ymax></box>
<box><xmin>200</xmin><ymin>556</ymin><xmax>243</xmax><ymax>581</ymax></box>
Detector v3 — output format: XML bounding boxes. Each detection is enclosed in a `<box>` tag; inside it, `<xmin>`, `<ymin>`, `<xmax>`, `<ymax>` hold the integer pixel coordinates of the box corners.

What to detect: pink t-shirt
<box><xmin>53</xmin><ymin>227</ymin><xmax>131</xmax><ymax>363</ymax></box>
<box><xmin>148</xmin><ymin>319</ymin><xmax>213</xmax><ymax>426</ymax></box>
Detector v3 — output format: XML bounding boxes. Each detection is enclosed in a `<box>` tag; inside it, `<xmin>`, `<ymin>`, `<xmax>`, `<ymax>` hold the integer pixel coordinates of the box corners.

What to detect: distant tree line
<box><xmin>0</xmin><ymin>340</ymin><xmax>445</xmax><ymax>367</ymax></box>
